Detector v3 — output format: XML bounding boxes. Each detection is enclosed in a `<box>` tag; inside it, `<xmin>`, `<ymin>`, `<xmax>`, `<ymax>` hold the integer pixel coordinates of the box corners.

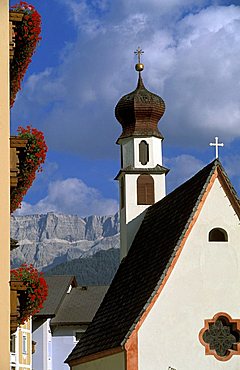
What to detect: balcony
<box><xmin>10</xmin><ymin>136</ymin><xmax>28</xmax><ymax>189</ymax></box>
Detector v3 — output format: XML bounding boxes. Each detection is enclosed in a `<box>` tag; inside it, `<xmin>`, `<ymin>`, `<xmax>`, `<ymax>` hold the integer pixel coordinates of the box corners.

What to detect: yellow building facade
<box><xmin>0</xmin><ymin>1</ymin><xmax>11</xmax><ymax>369</ymax></box>
<box><xmin>11</xmin><ymin>320</ymin><xmax>32</xmax><ymax>370</ymax></box>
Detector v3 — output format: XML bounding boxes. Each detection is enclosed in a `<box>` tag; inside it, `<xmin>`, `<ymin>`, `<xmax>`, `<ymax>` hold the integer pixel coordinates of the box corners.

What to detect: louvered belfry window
<box><xmin>137</xmin><ymin>174</ymin><xmax>154</xmax><ymax>205</ymax></box>
<box><xmin>139</xmin><ymin>140</ymin><xmax>149</xmax><ymax>165</ymax></box>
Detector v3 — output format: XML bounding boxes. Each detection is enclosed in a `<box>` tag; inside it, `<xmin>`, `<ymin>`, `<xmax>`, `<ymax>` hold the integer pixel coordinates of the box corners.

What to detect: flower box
<box><xmin>10</xmin><ymin>126</ymin><xmax>47</xmax><ymax>213</ymax></box>
<box><xmin>9</xmin><ymin>10</ymin><xmax>24</xmax><ymax>61</ymax></box>
<box><xmin>10</xmin><ymin>136</ymin><xmax>28</xmax><ymax>189</ymax></box>
<box><xmin>10</xmin><ymin>2</ymin><xmax>41</xmax><ymax>107</ymax></box>
<box><xmin>10</xmin><ymin>279</ymin><xmax>27</xmax><ymax>334</ymax></box>
<box><xmin>10</xmin><ymin>265</ymin><xmax>48</xmax><ymax>327</ymax></box>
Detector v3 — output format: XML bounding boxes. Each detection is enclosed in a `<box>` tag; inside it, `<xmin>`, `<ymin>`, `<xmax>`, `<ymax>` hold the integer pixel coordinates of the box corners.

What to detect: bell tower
<box><xmin>115</xmin><ymin>48</ymin><xmax>169</xmax><ymax>259</ymax></box>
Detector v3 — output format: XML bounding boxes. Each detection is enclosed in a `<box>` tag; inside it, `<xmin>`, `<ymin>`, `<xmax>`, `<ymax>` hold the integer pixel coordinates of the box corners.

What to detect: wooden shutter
<box><xmin>137</xmin><ymin>174</ymin><xmax>154</xmax><ymax>205</ymax></box>
<box><xmin>139</xmin><ymin>140</ymin><xmax>149</xmax><ymax>165</ymax></box>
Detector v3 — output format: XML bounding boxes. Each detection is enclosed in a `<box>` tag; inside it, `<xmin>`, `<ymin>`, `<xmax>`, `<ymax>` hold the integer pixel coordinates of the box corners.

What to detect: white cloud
<box><xmin>165</xmin><ymin>154</ymin><xmax>205</xmax><ymax>191</ymax></box>
<box><xmin>11</xmin><ymin>2</ymin><xmax>240</xmax><ymax>159</ymax></box>
<box><xmin>15</xmin><ymin>178</ymin><xmax>118</xmax><ymax>217</ymax></box>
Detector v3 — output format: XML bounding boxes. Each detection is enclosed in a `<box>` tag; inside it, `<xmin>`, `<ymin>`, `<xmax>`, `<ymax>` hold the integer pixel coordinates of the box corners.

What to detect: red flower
<box><xmin>10</xmin><ymin>2</ymin><xmax>42</xmax><ymax>107</ymax></box>
<box><xmin>10</xmin><ymin>264</ymin><xmax>48</xmax><ymax>325</ymax></box>
<box><xmin>10</xmin><ymin>125</ymin><xmax>48</xmax><ymax>213</ymax></box>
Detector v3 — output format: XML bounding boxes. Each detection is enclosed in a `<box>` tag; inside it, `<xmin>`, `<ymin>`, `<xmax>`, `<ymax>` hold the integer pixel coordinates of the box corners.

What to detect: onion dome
<box><xmin>115</xmin><ymin>59</ymin><xmax>165</xmax><ymax>142</ymax></box>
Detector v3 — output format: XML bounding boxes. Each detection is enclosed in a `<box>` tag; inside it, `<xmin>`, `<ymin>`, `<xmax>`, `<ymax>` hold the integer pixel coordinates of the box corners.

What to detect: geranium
<box><xmin>10</xmin><ymin>125</ymin><xmax>48</xmax><ymax>213</ymax></box>
<box><xmin>10</xmin><ymin>2</ymin><xmax>41</xmax><ymax>107</ymax></box>
<box><xmin>10</xmin><ymin>264</ymin><xmax>48</xmax><ymax>324</ymax></box>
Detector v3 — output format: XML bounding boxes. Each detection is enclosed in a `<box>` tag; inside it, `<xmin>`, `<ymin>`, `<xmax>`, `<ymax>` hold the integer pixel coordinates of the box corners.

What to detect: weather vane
<box><xmin>134</xmin><ymin>47</ymin><xmax>144</xmax><ymax>72</ymax></box>
<box><xmin>209</xmin><ymin>137</ymin><xmax>224</xmax><ymax>159</ymax></box>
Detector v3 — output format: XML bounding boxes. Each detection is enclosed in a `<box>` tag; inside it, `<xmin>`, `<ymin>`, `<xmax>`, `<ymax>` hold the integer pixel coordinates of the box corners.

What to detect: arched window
<box><xmin>209</xmin><ymin>228</ymin><xmax>228</xmax><ymax>242</ymax></box>
<box><xmin>137</xmin><ymin>174</ymin><xmax>154</xmax><ymax>205</ymax></box>
<box><xmin>139</xmin><ymin>140</ymin><xmax>149</xmax><ymax>165</ymax></box>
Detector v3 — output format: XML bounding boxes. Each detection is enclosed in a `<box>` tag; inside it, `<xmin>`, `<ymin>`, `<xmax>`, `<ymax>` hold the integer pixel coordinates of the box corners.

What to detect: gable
<box><xmin>66</xmin><ymin>160</ymin><xmax>240</xmax><ymax>366</ymax></box>
<box><xmin>137</xmin><ymin>176</ymin><xmax>240</xmax><ymax>369</ymax></box>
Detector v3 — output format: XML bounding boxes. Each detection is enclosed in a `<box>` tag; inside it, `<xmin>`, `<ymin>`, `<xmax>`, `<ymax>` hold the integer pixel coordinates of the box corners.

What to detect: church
<box><xmin>65</xmin><ymin>49</ymin><xmax>240</xmax><ymax>370</ymax></box>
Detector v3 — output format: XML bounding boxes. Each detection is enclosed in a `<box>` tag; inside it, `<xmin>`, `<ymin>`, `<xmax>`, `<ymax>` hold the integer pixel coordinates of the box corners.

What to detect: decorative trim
<box><xmin>125</xmin><ymin>331</ymin><xmax>138</xmax><ymax>370</ymax></box>
<box><xmin>115</xmin><ymin>164</ymin><xmax>169</xmax><ymax>180</ymax></box>
<box><xmin>217</xmin><ymin>167</ymin><xmax>240</xmax><ymax>219</ymax></box>
<box><xmin>199</xmin><ymin>312</ymin><xmax>240</xmax><ymax>361</ymax></box>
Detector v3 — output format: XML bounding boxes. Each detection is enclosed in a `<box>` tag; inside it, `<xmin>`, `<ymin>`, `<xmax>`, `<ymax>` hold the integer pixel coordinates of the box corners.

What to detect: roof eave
<box><xmin>216</xmin><ymin>165</ymin><xmax>240</xmax><ymax>219</ymax></box>
<box><xmin>66</xmin><ymin>346</ymin><xmax>124</xmax><ymax>366</ymax></box>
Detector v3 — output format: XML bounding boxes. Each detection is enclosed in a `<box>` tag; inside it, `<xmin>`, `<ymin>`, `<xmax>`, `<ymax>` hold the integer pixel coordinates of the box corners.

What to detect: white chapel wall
<box><xmin>138</xmin><ymin>177</ymin><xmax>240</xmax><ymax>370</ymax></box>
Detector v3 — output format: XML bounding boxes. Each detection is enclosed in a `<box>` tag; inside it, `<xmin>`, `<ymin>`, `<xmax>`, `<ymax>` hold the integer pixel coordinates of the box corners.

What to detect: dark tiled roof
<box><xmin>36</xmin><ymin>275</ymin><xmax>77</xmax><ymax>317</ymax></box>
<box><xmin>51</xmin><ymin>286</ymin><xmax>109</xmax><ymax>326</ymax></box>
<box><xmin>66</xmin><ymin>160</ymin><xmax>224</xmax><ymax>363</ymax></box>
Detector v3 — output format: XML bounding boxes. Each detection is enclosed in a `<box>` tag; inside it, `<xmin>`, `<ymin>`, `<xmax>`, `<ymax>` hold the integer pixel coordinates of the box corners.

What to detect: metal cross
<box><xmin>209</xmin><ymin>137</ymin><xmax>224</xmax><ymax>159</ymax></box>
<box><xmin>134</xmin><ymin>47</ymin><xmax>144</xmax><ymax>64</ymax></box>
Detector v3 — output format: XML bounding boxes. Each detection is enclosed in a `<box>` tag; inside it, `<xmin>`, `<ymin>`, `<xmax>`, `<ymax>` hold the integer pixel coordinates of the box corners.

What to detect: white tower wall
<box><xmin>118</xmin><ymin>135</ymin><xmax>166</xmax><ymax>259</ymax></box>
<box><xmin>121</xmin><ymin>137</ymin><xmax>163</xmax><ymax>169</ymax></box>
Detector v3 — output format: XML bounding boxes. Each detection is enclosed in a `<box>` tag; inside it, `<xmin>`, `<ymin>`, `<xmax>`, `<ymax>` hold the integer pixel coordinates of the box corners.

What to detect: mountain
<box><xmin>11</xmin><ymin>212</ymin><xmax>120</xmax><ymax>279</ymax></box>
<box><xmin>45</xmin><ymin>248</ymin><xmax>120</xmax><ymax>285</ymax></box>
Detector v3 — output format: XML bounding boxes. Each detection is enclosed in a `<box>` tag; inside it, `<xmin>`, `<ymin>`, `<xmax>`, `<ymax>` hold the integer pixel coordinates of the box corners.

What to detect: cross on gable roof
<box><xmin>66</xmin><ymin>159</ymin><xmax>240</xmax><ymax>365</ymax></box>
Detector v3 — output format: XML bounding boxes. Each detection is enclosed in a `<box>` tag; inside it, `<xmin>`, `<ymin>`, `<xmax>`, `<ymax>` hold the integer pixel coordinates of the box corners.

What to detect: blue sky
<box><xmin>10</xmin><ymin>0</ymin><xmax>240</xmax><ymax>217</ymax></box>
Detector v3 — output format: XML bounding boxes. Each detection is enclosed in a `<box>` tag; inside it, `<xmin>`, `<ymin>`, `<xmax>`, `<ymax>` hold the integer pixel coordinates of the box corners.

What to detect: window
<box><xmin>199</xmin><ymin>313</ymin><xmax>240</xmax><ymax>361</ymax></box>
<box><xmin>22</xmin><ymin>334</ymin><xmax>27</xmax><ymax>354</ymax></box>
<box><xmin>137</xmin><ymin>174</ymin><xmax>154</xmax><ymax>205</ymax></box>
<box><xmin>10</xmin><ymin>334</ymin><xmax>16</xmax><ymax>353</ymax></box>
<box><xmin>139</xmin><ymin>140</ymin><xmax>149</xmax><ymax>165</ymax></box>
<box><xmin>209</xmin><ymin>228</ymin><xmax>228</xmax><ymax>242</ymax></box>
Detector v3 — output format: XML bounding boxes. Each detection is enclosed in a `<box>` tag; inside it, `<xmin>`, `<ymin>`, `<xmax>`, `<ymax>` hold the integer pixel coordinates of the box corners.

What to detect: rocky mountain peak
<box><xmin>11</xmin><ymin>212</ymin><xmax>120</xmax><ymax>271</ymax></box>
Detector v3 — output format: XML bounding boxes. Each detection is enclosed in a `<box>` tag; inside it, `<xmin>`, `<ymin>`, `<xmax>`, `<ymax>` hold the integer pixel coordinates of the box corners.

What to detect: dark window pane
<box><xmin>209</xmin><ymin>228</ymin><xmax>228</xmax><ymax>242</ymax></box>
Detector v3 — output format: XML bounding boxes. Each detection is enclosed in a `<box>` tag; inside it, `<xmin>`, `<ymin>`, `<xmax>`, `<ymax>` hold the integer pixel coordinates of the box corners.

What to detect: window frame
<box><xmin>137</xmin><ymin>174</ymin><xmax>154</xmax><ymax>205</ymax></box>
<box><xmin>22</xmin><ymin>334</ymin><xmax>27</xmax><ymax>355</ymax></box>
<box><xmin>208</xmin><ymin>228</ymin><xmax>228</xmax><ymax>242</ymax></box>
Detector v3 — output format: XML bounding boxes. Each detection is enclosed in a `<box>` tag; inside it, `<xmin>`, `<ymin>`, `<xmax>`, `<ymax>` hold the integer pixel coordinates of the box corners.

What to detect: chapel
<box><xmin>66</xmin><ymin>49</ymin><xmax>240</xmax><ymax>370</ymax></box>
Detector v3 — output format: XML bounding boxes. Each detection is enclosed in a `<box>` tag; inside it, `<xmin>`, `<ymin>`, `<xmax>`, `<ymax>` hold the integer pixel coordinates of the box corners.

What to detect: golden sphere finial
<box><xmin>135</xmin><ymin>63</ymin><xmax>144</xmax><ymax>72</ymax></box>
<box><xmin>134</xmin><ymin>47</ymin><xmax>144</xmax><ymax>72</ymax></box>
